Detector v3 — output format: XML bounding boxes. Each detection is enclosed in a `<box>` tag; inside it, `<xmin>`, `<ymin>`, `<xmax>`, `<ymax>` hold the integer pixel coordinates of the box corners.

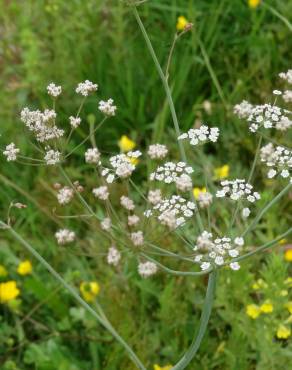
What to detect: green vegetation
<box><xmin>0</xmin><ymin>1</ymin><xmax>291</xmax><ymax>369</ymax></box>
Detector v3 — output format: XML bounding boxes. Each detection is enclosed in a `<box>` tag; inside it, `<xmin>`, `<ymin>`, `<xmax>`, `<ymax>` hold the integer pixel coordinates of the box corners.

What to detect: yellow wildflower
<box><xmin>284</xmin><ymin>302</ymin><xmax>292</xmax><ymax>314</ymax></box>
<box><xmin>0</xmin><ymin>265</ymin><xmax>8</xmax><ymax>277</ymax></box>
<box><xmin>279</xmin><ymin>238</ymin><xmax>287</xmax><ymax>245</ymax></box>
<box><xmin>248</xmin><ymin>0</ymin><xmax>261</xmax><ymax>9</ymax></box>
<box><xmin>246</xmin><ymin>304</ymin><xmax>261</xmax><ymax>319</ymax></box>
<box><xmin>260</xmin><ymin>301</ymin><xmax>273</xmax><ymax>314</ymax></box>
<box><xmin>276</xmin><ymin>325</ymin><xmax>291</xmax><ymax>339</ymax></box>
<box><xmin>176</xmin><ymin>16</ymin><xmax>188</xmax><ymax>31</ymax></box>
<box><xmin>127</xmin><ymin>156</ymin><xmax>139</xmax><ymax>166</ymax></box>
<box><xmin>214</xmin><ymin>165</ymin><xmax>229</xmax><ymax>179</ymax></box>
<box><xmin>193</xmin><ymin>187</ymin><xmax>206</xmax><ymax>199</ymax></box>
<box><xmin>154</xmin><ymin>365</ymin><xmax>173</xmax><ymax>370</ymax></box>
<box><xmin>80</xmin><ymin>281</ymin><xmax>100</xmax><ymax>302</ymax></box>
<box><xmin>0</xmin><ymin>281</ymin><xmax>20</xmax><ymax>303</ymax></box>
<box><xmin>118</xmin><ymin>135</ymin><xmax>136</xmax><ymax>153</ymax></box>
<box><xmin>284</xmin><ymin>249</ymin><xmax>292</xmax><ymax>262</ymax></box>
<box><xmin>17</xmin><ymin>260</ymin><xmax>32</xmax><ymax>276</ymax></box>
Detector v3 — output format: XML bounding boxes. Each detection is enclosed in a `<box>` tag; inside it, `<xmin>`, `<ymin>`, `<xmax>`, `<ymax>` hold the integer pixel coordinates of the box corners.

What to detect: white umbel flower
<box><xmin>120</xmin><ymin>195</ymin><xmax>135</xmax><ymax>211</ymax></box>
<box><xmin>69</xmin><ymin>116</ymin><xmax>81</xmax><ymax>128</ymax></box>
<box><xmin>101</xmin><ymin>217</ymin><xmax>111</xmax><ymax>231</ymax></box>
<box><xmin>148</xmin><ymin>189</ymin><xmax>162</xmax><ymax>205</ymax></box>
<box><xmin>131</xmin><ymin>231</ymin><xmax>144</xmax><ymax>246</ymax></box>
<box><xmin>92</xmin><ymin>186</ymin><xmax>109</xmax><ymax>200</ymax></box>
<box><xmin>242</xmin><ymin>207</ymin><xmax>251</xmax><ymax>218</ymax></box>
<box><xmin>138</xmin><ymin>261</ymin><xmax>158</xmax><ymax>278</ymax></box>
<box><xmin>98</xmin><ymin>99</ymin><xmax>117</xmax><ymax>116</ymax></box>
<box><xmin>178</xmin><ymin>125</ymin><xmax>219</xmax><ymax>145</ymax></box>
<box><xmin>233</xmin><ymin>100</ymin><xmax>253</xmax><ymax>119</ymax></box>
<box><xmin>47</xmin><ymin>83</ymin><xmax>62</xmax><ymax>97</ymax></box>
<box><xmin>107</xmin><ymin>246</ymin><xmax>121</xmax><ymax>266</ymax></box>
<box><xmin>55</xmin><ymin>229</ymin><xmax>75</xmax><ymax>245</ymax></box>
<box><xmin>3</xmin><ymin>143</ymin><xmax>20</xmax><ymax>161</ymax></box>
<box><xmin>279</xmin><ymin>70</ymin><xmax>292</xmax><ymax>84</ymax></box>
<box><xmin>44</xmin><ymin>149</ymin><xmax>61</xmax><ymax>165</ymax></box>
<box><xmin>198</xmin><ymin>192</ymin><xmax>213</xmax><ymax>208</ymax></box>
<box><xmin>175</xmin><ymin>174</ymin><xmax>193</xmax><ymax>192</ymax></box>
<box><xmin>128</xmin><ymin>214</ymin><xmax>140</xmax><ymax>226</ymax></box>
<box><xmin>85</xmin><ymin>148</ymin><xmax>100</xmax><ymax>164</ymax></box>
<box><xmin>216</xmin><ymin>179</ymin><xmax>260</xmax><ymax>203</ymax></box>
<box><xmin>76</xmin><ymin>80</ymin><xmax>98</xmax><ymax>96</ymax></box>
<box><xmin>147</xmin><ymin>144</ymin><xmax>168</xmax><ymax>159</ymax></box>
<box><xmin>57</xmin><ymin>186</ymin><xmax>74</xmax><ymax>205</ymax></box>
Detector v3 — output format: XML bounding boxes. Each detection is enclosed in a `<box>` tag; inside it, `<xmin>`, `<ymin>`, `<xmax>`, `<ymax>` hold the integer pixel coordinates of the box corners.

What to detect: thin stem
<box><xmin>0</xmin><ymin>221</ymin><xmax>146</xmax><ymax>370</ymax></box>
<box><xmin>165</xmin><ymin>33</ymin><xmax>179</xmax><ymax>81</ymax></box>
<box><xmin>172</xmin><ymin>271</ymin><xmax>217</xmax><ymax>370</ymax></box>
<box><xmin>133</xmin><ymin>7</ymin><xmax>204</xmax><ymax>232</ymax></box>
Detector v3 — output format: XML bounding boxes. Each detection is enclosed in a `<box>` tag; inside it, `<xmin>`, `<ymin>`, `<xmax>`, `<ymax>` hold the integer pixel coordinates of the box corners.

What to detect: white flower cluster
<box><xmin>216</xmin><ymin>179</ymin><xmax>260</xmax><ymax>203</ymax></box>
<box><xmin>3</xmin><ymin>143</ymin><xmax>20</xmax><ymax>162</ymax></box>
<box><xmin>279</xmin><ymin>70</ymin><xmax>292</xmax><ymax>84</ymax></box>
<box><xmin>101</xmin><ymin>217</ymin><xmax>111</xmax><ymax>231</ymax></box>
<box><xmin>75</xmin><ymin>80</ymin><xmax>98</xmax><ymax>96</ymax></box>
<box><xmin>131</xmin><ymin>231</ymin><xmax>144</xmax><ymax>246</ymax></box>
<box><xmin>128</xmin><ymin>214</ymin><xmax>140</xmax><ymax>226</ymax></box>
<box><xmin>69</xmin><ymin>116</ymin><xmax>81</xmax><ymax>128</ymax></box>
<box><xmin>107</xmin><ymin>246</ymin><xmax>121</xmax><ymax>266</ymax></box>
<box><xmin>44</xmin><ymin>149</ymin><xmax>61</xmax><ymax>165</ymax></box>
<box><xmin>120</xmin><ymin>195</ymin><xmax>135</xmax><ymax>211</ymax></box>
<box><xmin>233</xmin><ymin>100</ymin><xmax>253</xmax><ymax>119</ymax></box>
<box><xmin>92</xmin><ymin>186</ymin><xmax>109</xmax><ymax>200</ymax></box>
<box><xmin>57</xmin><ymin>186</ymin><xmax>74</xmax><ymax>205</ymax></box>
<box><xmin>283</xmin><ymin>90</ymin><xmax>292</xmax><ymax>103</ymax></box>
<box><xmin>147</xmin><ymin>144</ymin><xmax>168</xmax><ymax>159</ymax></box>
<box><xmin>20</xmin><ymin>108</ymin><xmax>64</xmax><ymax>143</ymax></box>
<box><xmin>85</xmin><ymin>148</ymin><xmax>100</xmax><ymax>164</ymax></box>
<box><xmin>55</xmin><ymin>229</ymin><xmax>75</xmax><ymax>245</ymax></box>
<box><xmin>178</xmin><ymin>125</ymin><xmax>219</xmax><ymax>145</ymax></box>
<box><xmin>98</xmin><ymin>99</ymin><xmax>117</xmax><ymax>116</ymax></box>
<box><xmin>150</xmin><ymin>161</ymin><xmax>194</xmax><ymax>191</ymax></box>
<box><xmin>244</xmin><ymin>104</ymin><xmax>291</xmax><ymax>132</ymax></box>
<box><xmin>105</xmin><ymin>151</ymin><xmax>142</xmax><ymax>181</ymax></box>
<box><xmin>193</xmin><ymin>231</ymin><xmax>243</xmax><ymax>271</ymax></box>
<box><xmin>147</xmin><ymin>189</ymin><xmax>162</xmax><ymax>205</ymax></box>
<box><xmin>138</xmin><ymin>261</ymin><xmax>158</xmax><ymax>278</ymax></box>
<box><xmin>147</xmin><ymin>195</ymin><xmax>196</xmax><ymax>229</ymax></box>
<box><xmin>197</xmin><ymin>192</ymin><xmax>213</xmax><ymax>208</ymax></box>
<box><xmin>47</xmin><ymin>83</ymin><xmax>62</xmax><ymax>97</ymax></box>
<box><xmin>260</xmin><ymin>143</ymin><xmax>291</xmax><ymax>180</ymax></box>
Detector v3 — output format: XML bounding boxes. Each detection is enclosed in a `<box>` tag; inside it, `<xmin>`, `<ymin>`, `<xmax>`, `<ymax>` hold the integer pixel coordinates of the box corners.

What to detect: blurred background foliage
<box><xmin>0</xmin><ymin>0</ymin><xmax>291</xmax><ymax>369</ymax></box>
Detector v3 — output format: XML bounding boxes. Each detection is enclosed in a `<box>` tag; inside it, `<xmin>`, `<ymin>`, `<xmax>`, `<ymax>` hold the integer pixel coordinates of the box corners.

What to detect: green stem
<box><xmin>133</xmin><ymin>6</ymin><xmax>204</xmax><ymax>232</ymax></box>
<box><xmin>172</xmin><ymin>271</ymin><xmax>217</xmax><ymax>370</ymax></box>
<box><xmin>0</xmin><ymin>221</ymin><xmax>146</xmax><ymax>370</ymax></box>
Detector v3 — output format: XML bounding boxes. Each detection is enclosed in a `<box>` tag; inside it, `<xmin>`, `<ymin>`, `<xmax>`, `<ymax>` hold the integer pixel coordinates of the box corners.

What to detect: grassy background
<box><xmin>0</xmin><ymin>0</ymin><xmax>292</xmax><ymax>369</ymax></box>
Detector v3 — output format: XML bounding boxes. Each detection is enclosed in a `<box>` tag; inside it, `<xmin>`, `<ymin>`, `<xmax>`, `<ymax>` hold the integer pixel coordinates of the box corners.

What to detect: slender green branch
<box><xmin>172</xmin><ymin>271</ymin><xmax>217</xmax><ymax>370</ymax></box>
<box><xmin>0</xmin><ymin>221</ymin><xmax>146</xmax><ymax>370</ymax></box>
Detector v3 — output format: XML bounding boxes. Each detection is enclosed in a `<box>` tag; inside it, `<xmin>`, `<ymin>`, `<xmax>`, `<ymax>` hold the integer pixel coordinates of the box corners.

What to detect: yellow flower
<box><xmin>118</xmin><ymin>135</ymin><xmax>136</xmax><ymax>153</ymax></box>
<box><xmin>154</xmin><ymin>365</ymin><xmax>173</xmax><ymax>370</ymax></box>
<box><xmin>246</xmin><ymin>304</ymin><xmax>261</xmax><ymax>319</ymax></box>
<box><xmin>80</xmin><ymin>281</ymin><xmax>100</xmax><ymax>302</ymax></box>
<box><xmin>127</xmin><ymin>156</ymin><xmax>139</xmax><ymax>166</ymax></box>
<box><xmin>260</xmin><ymin>301</ymin><xmax>273</xmax><ymax>314</ymax></box>
<box><xmin>0</xmin><ymin>281</ymin><xmax>20</xmax><ymax>303</ymax></box>
<box><xmin>248</xmin><ymin>0</ymin><xmax>261</xmax><ymax>9</ymax></box>
<box><xmin>17</xmin><ymin>260</ymin><xmax>32</xmax><ymax>276</ymax></box>
<box><xmin>176</xmin><ymin>16</ymin><xmax>188</xmax><ymax>31</ymax></box>
<box><xmin>284</xmin><ymin>302</ymin><xmax>292</xmax><ymax>314</ymax></box>
<box><xmin>279</xmin><ymin>238</ymin><xmax>287</xmax><ymax>245</ymax></box>
<box><xmin>0</xmin><ymin>265</ymin><xmax>8</xmax><ymax>277</ymax></box>
<box><xmin>193</xmin><ymin>187</ymin><xmax>206</xmax><ymax>199</ymax></box>
<box><xmin>276</xmin><ymin>325</ymin><xmax>291</xmax><ymax>339</ymax></box>
<box><xmin>284</xmin><ymin>249</ymin><xmax>292</xmax><ymax>262</ymax></box>
<box><xmin>214</xmin><ymin>165</ymin><xmax>229</xmax><ymax>180</ymax></box>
